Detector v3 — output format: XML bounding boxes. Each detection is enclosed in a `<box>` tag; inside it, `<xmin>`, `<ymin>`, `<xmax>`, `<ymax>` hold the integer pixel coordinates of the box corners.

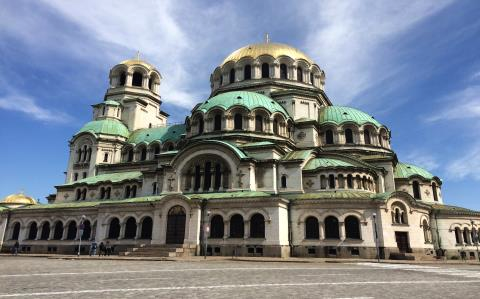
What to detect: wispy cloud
<box><xmin>426</xmin><ymin>85</ymin><xmax>480</xmax><ymax>122</ymax></box>
<box><xmin>446</xmin><ymin>142</ymin><xmax>480</xmax><ymax>180</ymax></box>
<box><xmin>404</xmin><ymin>150</ymin><xmax>439</xmax><ymax>171</ymax></box>
<box><xmin>0</xmin><ymin>94</ymin><xmax>72</xmax><ymax>123</ymax></box>
<box><xmin>300</xmin><ymin>0</ymin><xmax>453</xmax><ymax>105</ymax></box>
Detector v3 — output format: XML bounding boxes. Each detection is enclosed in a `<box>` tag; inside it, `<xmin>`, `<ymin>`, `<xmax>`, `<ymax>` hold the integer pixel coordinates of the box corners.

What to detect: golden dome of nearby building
<box><xmin>118</xmin><ymin>57</ymin><xmax>156</xmax><ymax>70</ymax></box>
<box><xmin>221</xmin><ymin>42</ymin><xmax>314</xmax><ymax>67</ymax></box>
<box><xmin>1</xmin><ymin>193</ymin><xmax>37</xmax><ymax>206</ymax></box>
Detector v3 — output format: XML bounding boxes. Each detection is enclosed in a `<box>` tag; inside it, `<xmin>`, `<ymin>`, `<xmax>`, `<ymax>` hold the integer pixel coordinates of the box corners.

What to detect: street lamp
<box><xmin>204</xmin><ymin>210</ymin><xmax>211</xmax><ymax>259</ymax></box>
<box><xmin>471</xmin><ymin>220</ymin><xmax>479</xmax><ymax>262</ymax></box>
<box><xmin>372</xmin><ymin>213</ymin><xmax>380</xmax><ymax>263</ymax></box>
<box><xmin>77</xmin><ymin>215</ymin><xmax>86</xmax><ymax>257</ymax></box>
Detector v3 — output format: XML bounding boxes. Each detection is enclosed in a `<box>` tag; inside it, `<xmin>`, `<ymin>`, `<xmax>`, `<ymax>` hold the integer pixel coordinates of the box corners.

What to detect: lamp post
<box><xmin>471</xmin><ymin>220</ymin><xmax>479</xmax><ymax>262</ymax></box>
<box><xmin>204</xmin><ymin>210</ymin><xmax>211</xmax><ymax>259</ymax></box>
<box><xmin>77</xmin><ymin>215</ymin><xmax>86</xmax><ymax>257</ymax></box>
<box><xmin>372</xmin><ymin>213</ymin><xmax>380</xmax><ymax>262</ymax></box>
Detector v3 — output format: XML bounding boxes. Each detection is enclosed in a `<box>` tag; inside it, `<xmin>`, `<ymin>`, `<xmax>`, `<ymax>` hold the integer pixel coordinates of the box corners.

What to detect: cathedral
<box><xmin>1</xmin><ymin>41</ymin><xmax>479</xmax><ymax>260</ymax></box>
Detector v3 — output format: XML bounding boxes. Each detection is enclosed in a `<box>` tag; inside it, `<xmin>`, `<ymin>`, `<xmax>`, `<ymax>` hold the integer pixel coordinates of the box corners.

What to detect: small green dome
<box><xmin>76</xmin><ymin>119</ymin><xmax>129</xmax><ymax>138</ymax></box>
<box><xmin>195</xmin><ymin>91</ymin><xmax>290</xmax><ymax>117</ymax></box>
<box><xmin>304</xmin><ymin>158</ymin><xmax>355</xmax><ymax>171</ymax></box>
<box><xmin>318</xmin><ymin>106</ymin><xmax>383</xmax><ymax>127</ymax></box>
<box><xmin>394</xmin><ymin>162</ymin><xmax>435</xmax><ymax>180</ymax></box>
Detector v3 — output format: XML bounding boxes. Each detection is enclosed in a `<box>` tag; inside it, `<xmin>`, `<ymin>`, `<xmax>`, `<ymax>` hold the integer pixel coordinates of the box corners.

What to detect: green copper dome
<box><xmin>394</xmin><ymin>162</ymin><xmax>435</xmax><ymax>180</ymax></box>
<box><xmin>76</xmin><ymin>119</ymin><xmax>130</xmax><ymax>138</ymax></box>
<box><xmin>318</xmin><ymin>106</ymin><xmax>383</xmax><ymax>127</ymax></box>
<box><xmin>304</xmin><ymin>158</ymin><xmax>355</xmax><ymax>171</ymax></box>
<box><xmin>128</xmin><ymin>124</ymin><xmax>186</xmax><ymax>145</ymax></box>
<box><xmin>195</xmin><ymin>91</ymin><xmax>290</xmax><ymax>117</ymax></box>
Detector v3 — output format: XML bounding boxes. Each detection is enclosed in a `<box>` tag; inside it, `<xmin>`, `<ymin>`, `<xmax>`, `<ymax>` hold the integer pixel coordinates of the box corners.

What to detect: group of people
<box><xmin>89</xmin><ymin>240</ymin><xmax>114</xmax><ymax>256</ymax></box>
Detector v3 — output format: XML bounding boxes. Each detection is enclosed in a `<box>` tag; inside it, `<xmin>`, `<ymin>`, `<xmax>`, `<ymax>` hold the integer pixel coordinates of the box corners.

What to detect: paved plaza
<box><xmin>1</xmin><ymin>257</ymin><xmax>480</xmax><ymax>298</ymax></box>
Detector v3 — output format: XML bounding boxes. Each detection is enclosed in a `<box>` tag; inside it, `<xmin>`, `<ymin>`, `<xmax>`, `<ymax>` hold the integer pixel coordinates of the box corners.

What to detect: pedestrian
<box><xmin>106</xmin><ymin>241</ymin><xmax>111</xmax><ymax>256</ymax></box>
<box><xmin>13</xmin><ymin>241</ymin><xmax>19</xmax><ymax>256</ymax></box>
<box><xmin>99</xmin><ymin>242</ymin><xmax>105</xmax><ymax>256</ymax></box>
<box><xmin>89</xmin><ymin>240</ymin><xmax>97</xmax><ymax>256</ymax></box>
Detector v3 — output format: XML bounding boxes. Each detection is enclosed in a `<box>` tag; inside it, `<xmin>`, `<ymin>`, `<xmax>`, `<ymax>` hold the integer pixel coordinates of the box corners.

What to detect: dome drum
<box><xmin>108</xmin><ymin>59</ymin><xmax>162</xmax><ymax>95</ymax></box>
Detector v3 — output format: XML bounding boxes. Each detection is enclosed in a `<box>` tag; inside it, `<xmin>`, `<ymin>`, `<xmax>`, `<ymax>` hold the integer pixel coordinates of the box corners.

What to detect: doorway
<box><xmin>395</xmin><ymin>231</ymin><xmax>410</xmax><ymax>253</ymax></box>
<box><xmin>166</xmin><ymin>205</ymin><xmax>186</xmax><ymax>244</ymax></box>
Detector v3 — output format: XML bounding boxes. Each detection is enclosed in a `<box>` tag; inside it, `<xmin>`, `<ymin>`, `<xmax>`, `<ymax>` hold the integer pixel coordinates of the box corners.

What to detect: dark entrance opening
<box><xmin>395</xmin><ymin>231</ymin><xmax>411</xmax><ymax>253</ymax></box>
<box><xmin>166</xmin><ymin>206</ymin><xmax>186</xmax><ymax>244</ymax></box>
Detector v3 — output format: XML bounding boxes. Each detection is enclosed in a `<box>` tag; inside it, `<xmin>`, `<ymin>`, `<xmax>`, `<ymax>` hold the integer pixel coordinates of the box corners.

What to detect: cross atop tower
<box><xmin>136</xmin><ymin>50</ymin><xmax>140</xmax><ymax>60</ymax></box>
<box><xmin>264</xmin><ymin>33</ymin><xmax>270</xmax><ymax>43</ymax></box>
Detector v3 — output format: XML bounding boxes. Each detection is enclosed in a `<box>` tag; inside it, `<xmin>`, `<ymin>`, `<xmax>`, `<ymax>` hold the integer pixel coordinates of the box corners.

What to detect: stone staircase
<box><xmin>119</xmin><ymin>244</ymin><xmax>196</xmax><ymax>257</ymax></box>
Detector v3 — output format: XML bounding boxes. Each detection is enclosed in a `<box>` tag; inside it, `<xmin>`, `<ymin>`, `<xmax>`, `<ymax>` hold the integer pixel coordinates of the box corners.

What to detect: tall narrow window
<box><xmin>102</xmin><ymin>106</ymin><xmax>106</xmax><ymax>115</ymax></box>
<box><xmin>255</xmin><ymin>115</ymin><xmax>263</xmax><ymax>131</ymax></box>
<box><xmin>325</xmin><ymin>130</ymin><xmax>334</xmax><ymax>144</ymax></box>
<box><xmin>261</xmin><ymin>63</ymin><xmax>269</xmax><ymax>78</ymax></box>
<box><xmin>324</xmin><ymin>216</ymin><xmax>339</xmax><ymax>239</ymax></box>
<box><xmin>210</xmin><ymin>215</ymin><xmax>224</xmax><ymax>239</ymax></box>
<box><xmin>127</xmin><ymin>149</ymin><xmax>134</xmax><ymax>162</ymax></box>
<box><xmin>310</xmin><ymin>72</ymin><xmax>314</xmax><ymax>84</ymax></box>
<box><xmin>125</xmin><ymin>186</ymin><xmax>131</xmax><ymax>198</ymax></box>
<box><xmin>364</xmin><ymin>130</ymin><xmax>371</xmax><ymax>145</ymax></box>
<box><xmin>250</xmin><ymin>213</ymin><xmax>265</xmax><ymax>238</ymax></box>
<box><xmin>214</xmin><ymin>163</ymin><xmax>222</xmax><ymax>191</ymax></box>
<box><xmin>305</xmin><ymin>217</ymin><xmax>319</xmax><ymax>239</ymax></box>
<box><xmin>234</xmin><ymin>113</ymin><xmax>243</xmax><ymax>130</ymax></box>
<box><xmin>119</xmin><ymin>72</ymin><xmax>126</xmax><ymax>86</ymax></box>
<box><xmin>198</xmin><ymin>116</ymin><xmax>204</xmax><ymax>134</ymax></box>
<box><xmin>273</xmin><ymin>119</ymin><xmax>279</xmax><ymax>135</ymax></box>
<box><xmin>214</xmin><ymin>114</ymin><xmax>222</xmax><ymax>131</ymax></box>
<box><xmin>347</xmin><ymin>174</ymin><xmax>353</xmax><ymax>189</ymax></box>
<box><xmin>132</xmin><ymin>72</ymin><xmax>143</xmax><ymax>87</ymax></box>
<box><xmin>204</xmin><ymin>161</ymin><xmax>212</xmax><ymax>191</ymax></box>
<box><xmin>345</xmin><ymin>216</ymin><xmax>361</xmax><ymax>239</ymax></box>
<box><xmin>219</xmin><ymin>74</ymin><xmax>223</xmax><ymax>85</ymax></box>
<box><xmin>140</xmin><ymin>148</ymin><xmax>147</xmax><ymax>161</ymax></box>
<box><xmin>297</xmin><ymin>67</ymin><xmax>303</xmax><ymax>82</ymax></box>
<box><xmin>152</xmin><ymin>182</ymin><xmax>157</xmax><ymax>195</ymax></box>
<box><xmin>229</xmin><ymin>68</ymin><xmax>235</xmax><ymax>84</ymax></box>
<box><xmin>320</xmin><ymin>175</ymin><xmax>327</xmax><ymax>189</ymax></box>
<box><xmin>412</xmin><ymin>181</ymin><xmax>421</xmax><ymax>199</ymax></box>
<box><xmin>131</xmin><ymin>185</ymin><xmax>137</xmax><ymax>198</ymax></box>
<box><xmin>103</xmin><ymin>153</ymin><xmax>108</xmax><ymax>162</ymax></box>
<box><xmin>229</xmin><ymin>214</ymin><xmax>244</xmax><ymax>238</ymax></box>
<box><xmin>194</xmin><ymin>165</ymin><xmax>201</xmax><ymax>191</ymax></box>
<box><xmin>345</xmin><ymin>129</ymin><xmax>354</xmax><ymax>143</ymax></box>
<box><xmin>244</xmin><ymin>65</ymin><xmax>251</xmax><ymax>80</ymax></box>
<box><xmin>328</xmin><ymin>174</ymin><xmax>335</xmax><ymax>189</ymax></box>
<box><xmin>432</xmin><ymin>183</ymin><xmax>438</xmax><ymax>201</ymax></box>
<box><xmin>280</xmin><ymin>64</ymin><xmax>287</xmax><ymax>79</ymax></box>
<box><xmin>105</xmin><ymin>187</ymin><xmax>111</xmax><ymax>199</ymax></box>
<box><xmin>281</xmin><ymin>175</ymin><xmax>287</xmax><ymax>188</ymax></box>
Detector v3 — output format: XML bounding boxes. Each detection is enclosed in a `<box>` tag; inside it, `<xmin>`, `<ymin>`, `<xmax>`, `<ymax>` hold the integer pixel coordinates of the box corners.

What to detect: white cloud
<box><xmin>0</xmin><ymin>94</ymin><xmax>72</xmax><ymax>123</ymax></box>
<box><xmin>426</xmin><ymin>85</ymin><xmax>480</xmax><ymax>122</ymax></box>
<box><xmin>405</xmin><ymin>150</ymin><xmax>439</xmax><ymax>172</ymax></box>
<box><xmin>446</xmin><ymin>143</ymin><xmax>480</xmax><ymax>180</ymax></box>
<box><xmin>300</xmin><ymin>0</ymin><xmax>453</xmax><ymax>104</ymax></box>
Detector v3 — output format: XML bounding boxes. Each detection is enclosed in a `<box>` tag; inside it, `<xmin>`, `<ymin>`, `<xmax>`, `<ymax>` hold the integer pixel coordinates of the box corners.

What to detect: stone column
<box><xmin>119</xmin><ymin>222</ymin><xmax>126</xmax><ymax>240</ymax></box>
<box><xmin>126</xmin><ymin>72</ymin><xmax>133</xmax><ymax>86</ymax></box>
<box><xmin>135</xmin><ymin>222</ymin><xmax>142</xmax><ymax>239</ymax></box>
<box><xmin>199</xmin><ymin>172</ymin><xmax>205</xmax><ymax>192</ymax></box>
<box><xmin>61</xmin><ymin>225</ymin><xmax>68</xmax><ymax>240</ymax></box>
<box><xmin>339</xmin><ymin>222</ymin><xmax>346</xmax><ymax>240</ymax></box>
<box><xmin>244</xmin><ymin>220</ymin><xmax>250</xmax><ymax>239</ymax></box>
<box><xmin>142</xmin><ymin>75</ymin><xmax>149</xmax><ymax>88</ymax></box>
<box><xmin>319</xmin><ymin>222</ymin><xmax>325</xmax><ymax>240</ymax></box>
<box><xmin>223</xmin><ymin>220</ymin><xmax>229</xmax><ymax>239</ymax></box>
<box><xmin>49</xmin><ymin>225</ymin><xmax>55</xmax><ymax>240</ymax></box>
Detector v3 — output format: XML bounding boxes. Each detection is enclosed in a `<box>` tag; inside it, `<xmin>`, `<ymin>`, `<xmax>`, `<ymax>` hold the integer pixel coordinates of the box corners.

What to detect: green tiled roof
<box><xmin>318</xmin><ymin>106</ymin><xmax>383</xmax><ymax>127</ymax></box>
<box><xmin>60</xmin><ymin>171</ymin><xmax>142</xmax><ymax>187</ymax></box>
<box><xmin>282</xmin><ymin>150</ymin><xmax>314</xmax><ymax>161</ymax></box>
<box><xmin>238</xmin><ymin>141</ymin><xmax>275</xmax><ymax>148</ymax></box>
<box><xmin>76</xmin><ymin>119</ymin><xmax>129</xmax><ymax>138</ymax></box>
<box><xmin>187</xmin><ymin>191</ymin><xmax>272</xmax><ymax>200</ymax></box>
<box><xmin>128</xmin><ymin>124</ymin><xmax>186</xmax><ymax>145</ymax></box>
<box><xmin>430</xmin><ymin>203</ymin><xmax>480</xmax><ymax>216</ymax></box>
<box><xmin>208</xmin><ymin>141</ymin><xmax>248</xmax><ymax>159</ymax></box>
<box><xmin>195</xmin><ymin>91</ymin><xmax>290</xmax><ymax>117</ymax></box>
<box><xmin>103</xmin><ymin>100</ymin><xmax>121</xmax><ymax>106</ymax></box>
<box><xmin>394</xmin><ymin>162</ymin><xmax>435</xmax><ymax>180</ymax></box>
<box><xmin>304</xmin><ymin>158</ymin><xmax>355</xmax><ymax>170</ymax></box>
<box><xmin>284</xmin><ymin>191</ymin><xmax>380</xmax><ymax>201</ymax></box>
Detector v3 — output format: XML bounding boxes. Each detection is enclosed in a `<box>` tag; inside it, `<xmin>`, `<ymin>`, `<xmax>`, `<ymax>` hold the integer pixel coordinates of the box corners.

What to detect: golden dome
<box><xmin>119</xmin><ymin>58</ymin><xmax>156</xmax><ymax>70</ymax></box>
<box><xmin>1</xmin><ymin>193</ymin><xmax>37</xmax><ymax>206</ymax></box>
<box><xmin>221</xmin><ymin>42</ymin><xmax>314</xmax><ymax>66</ymax></box>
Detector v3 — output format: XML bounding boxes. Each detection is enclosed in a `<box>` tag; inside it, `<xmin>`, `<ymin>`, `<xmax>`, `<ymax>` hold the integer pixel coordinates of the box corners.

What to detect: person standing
<box><xmin>89</xmin><ymin>241</ymin><xmax>97</xmax><ymax>256</ymax></box>
<box><xmin>105</xmin><ymin>241</ymin><xmax>111</xmax><ymax>256</ymax></box>
<box><xmin>98</xmin><ymin>242</ymin><xmax>105</xmax><ymax>256</ymax></box>
<box><xmin>13</xmin><ymin>241</ymin><xmax>19</xmax><ymax>256</ymax></box>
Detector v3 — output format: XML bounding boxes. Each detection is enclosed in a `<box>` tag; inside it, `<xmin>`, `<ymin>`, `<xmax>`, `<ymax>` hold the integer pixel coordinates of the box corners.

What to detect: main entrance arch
<box><xmin>166</xmin><ymin>205</ymin><xmax>186</xmax><ymax>244</ymax></box>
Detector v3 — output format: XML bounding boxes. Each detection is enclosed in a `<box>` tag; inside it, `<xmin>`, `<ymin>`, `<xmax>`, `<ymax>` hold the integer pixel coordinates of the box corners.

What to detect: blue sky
<box><xmin>1</xmin><ymin>0</ymin><xmax>479</xmax><ymax>209</ymax></box>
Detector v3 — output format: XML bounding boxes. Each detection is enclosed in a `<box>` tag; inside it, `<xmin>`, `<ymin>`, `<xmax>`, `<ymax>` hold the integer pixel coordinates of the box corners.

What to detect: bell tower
<box><xmin>105</xmin><ymin>56</ymin><xmax>169</xmax><ymax>131</ymax></box>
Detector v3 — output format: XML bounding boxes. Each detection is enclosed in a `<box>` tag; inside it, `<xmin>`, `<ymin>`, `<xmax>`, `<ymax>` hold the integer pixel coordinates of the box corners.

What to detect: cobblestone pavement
<box><xmin>1</xmin><ymin>256</ymin><xmax>480</xmax><ymax>298</ymax></box>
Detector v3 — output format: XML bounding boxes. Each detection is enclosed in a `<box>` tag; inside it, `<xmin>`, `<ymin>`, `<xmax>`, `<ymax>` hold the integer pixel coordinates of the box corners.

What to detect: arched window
<box><xmin>53</xmin><ymin>221</ymin><xmax>63</xmax><ymax>240</ymax></box>
<box><xmin>412</xmin><ymin>181</ymin><xmax>421</xmax><ymax>199</ymax></box>
<box><xmin>152</xmin><ymin>182</ymin><xmax>157</xmax><ymax>195</ymax></box>
<box><xmin>325</xmin><ymin>130</ymin><xmax>334</xmax><ymax>144</ymax></box>
<box><xmin>345</xmin><ymin>129</ymin><xmax>354</xmax><ymax>144</ymax></box>
<box><xmin>432</xmin><ymin>183</ymin><xmax>438</xmax><ymax>201</ymax></box>
<box><xmin>100</xmin><ymin>187</ymin><xmax>106</xmax><ymax>199</ymax></box>
<box><xmin>148</xmin><ymin>77</ymin><xmax>153</xmax><ymax>90</ymax></box>
<box><xmin>168</xmin><ymin>144</ymin><xmax>174</xmax><ymax>151</ymax></box>
<box><xmin>391</xmin><ymin>203</ymin><xmax>408</xmax><ymax>224</ymax></box>
<box><xmin>281</xmin><ymin>175</ymin><xmax>287</xmax><ymax>188</ymax></box>
<box><xmin>197</xmin><ymin>116</ymin><xmax>204</xmax><ymax>134</ymax></box>
<box><xmin>11</xmin><ymin>223</ymin><xmax>20</xmax><ymax>240</ymax></box>
<box><xmin>219</xmin><ymin>73</ymin><xmax>223</xmax><ymax>86</ymax></box>
<box><xmin>66</xmin><ymin>221</ymin><xmax>77</xmax><ymax>240</ymax></box>
<box><xmin>364</xmin><ymin>130</ymin><xmax>371</xmax><ymax>145</ymax></box>
<box><xmin>454</xmin><ymin>227</ymin><xmax>462</xmax><ymax>244</ymax></box>
<box><xmin>463</xmin><ymin>228</ymin><xmax>471</xmax><ymax>244</ymax></box>
<box><xmin>210</xmin><ymin>215</ymin><xmax>224</xmax><ymax>239</ymax></box>
<box><xmin>347</xmin><ymin>174</ymin><xmax>354</xmax><ymax>189</ymax></box>
<box><xmin>229</xmin><ymin>68</ymin><xmax>235</xmax><ymax>84</ymax></box>
<box><xmin>338</xmin><ymin>174</ymin><xmax>345</xmax><ymax>189</ymax></box>
<box><xmin>297</xmin><ymin>67</ymin><xmax>303</xmax><ymax>82</ymax></box>
<box><xmin>423</xmin><ymin>220</ymin><xmax>430</xmax><ymax>243</ymax></box>
<box><xmin>273</xmin><ymin>119</ymin><xmax>279</xmax><ymax>135</ymax></box>
<box><xmin>132</xmin><ymin>72</ymin><xmax>143</xmax><ymax>87</ymax></box>
<box><xmin>124</xmin><ymin>217</ymin><xmax>137</xmax><ymax>239</ymax></box>
<box><xmin>82</xmin><ymin>220</ymin><xmax>91</xmax><ymax>240</ymax></box>
<box><xmin>108</xmin><ymin>218</ymin><xmax>120</xmax><ymax>239</ymax></box>
<box><xmin>261</xmin><ymin>63</ymin><xmax>269</xmax><ymax>78</ymax></box>
<box><xmin>203</xmin><ymin>161</ymin><xmax>212</xmax><ymax>191</ymax></box>
<box><xmin>345</xmin><ymin>216</ymin><xmax>361</xmax><ymax>239</ymax></box>
<box><xmin>154</xmin><ymin>144</ymin><xmax>161</xmax><ymax>155</ymax></box>
<box><xmin>280</xmin><ymin>63</ymin><xmax>287</xmax><ymax>79</ymax></box>
<box><xmin>140</xmin><ymin>148</ymin><xmax>147</xmax><ymax>161</ymax></box>
<box><xmin>131</xmin><ymin>185</ymin><xmax>137</xmax><ymax>198</ymax></box>
<box><xmin>81</xmin><ymin>188</ymin><xmax>87</xmax><ymax>201</ymax></box>
<box><xmin>250</xmin><ymin>213</ymin><xmax>265</xmax><ymax>238</ymax></box>
<box><xmin>255</xmin><ymin>115</ymin><xmax>263</xmax><ymax>131</ymax></box>
<box><xmin>214</xmin><ymin>114</ymin><xmax>222</xmax><ymax>131</ymax></box>
<box><xmin>141</xmin><ymin>217</ymin><xmax>153</xmax><ymax>239</ymax></box>
<box><xmin>310</xmin><ymin>72</ymin><xmax>314</xmax><ymax>84</ymax></box>
<box><xmin>76</xmin><ymin>189</ymin><xmax>81</xmax><ymax>201</ymax></box>
<box><xmin>320</xmin><ymin>175</ymin><xmax>327</xmax><ymax>189</ymax></box>
<box><xmin>305</xmin><ymin>216</ymin><xmax>319</xmax><ymax>239</ymax></box>
<box><xmin>105</xmin><ymin>187</ymin><xmax>111</xmax><ymax>199</ymax></box>
<box><xmin>328</xmin><ymin>174</ymin><xmax>335</xmax><ymax>189</ymax></box>
<box><xmin>324</xmin><ymin>216</ymin><xmax>339</xmax><ymax>239</ymax></box>
<box><xmin>234</xmin><ymin>113</ymin><xmax>243</xmax><ymax>130</ymax></box>
<box><xmin>119</xmin><ymin>72</ymin><xmax>126</xmax><ymax>86</ymax></box>
<box><xmin>40</xmin><ymin>222</ymin><xmax>50</xmax><ymax>240</ymax></box>
<box><xmin>28</xmin><ymin>222</ymin><xmax>38</xmax><ymax>240</ymax></box>
<box><xmin>127</xmin><ymin>149</ymin><xmax>134</xmax><ymax>162</ymax></box>
<box><xmin>229</xmin><ymin>214</ymin><xmax>244</xmax><ymax>238</ymax></box>
<box><xmin>102</xmin><ymin>106</ymin><xmax>106</xmax><ymax>115</ymax></box>
<box><xmin>214</xmin><ymin>163</ymin><xmax>222</xmax><ymax>191</ymax></box>
<box><xmin>244</xmin><ymin>65</ymin><xmax>251</xmax><ymax>80</ymax></box>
